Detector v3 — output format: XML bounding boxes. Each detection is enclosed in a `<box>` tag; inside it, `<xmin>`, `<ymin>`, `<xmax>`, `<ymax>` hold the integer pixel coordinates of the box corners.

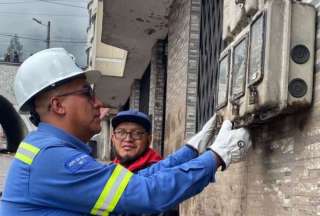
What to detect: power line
<box><xmin>52</xmin><ymin>37</ymin><xmax>87</xmax><ymax>41</ymax></box>
<box><xmin>0</xmin><ymin>33</ymin><xmax>87</xmax><ymax>44</ymax></box>
<box><xmin>0</xmin><ymin>32</ymin><xmax>87</xmax><ymax>41</ymax></box>
<box><xmin>0</xmin><ymin>1</ymin><xmax>38</xmax><ymax>5</ymax></box>
<box><xmin>49</xmin><ymin>35</ymin><xmax>87</xmax><ymax>41</ymax></box>
<box><xmin>39</xmin><ymin>0</ymin><xmax>85</xmax><ymax>1</ymax></box>
<box><xmin>51</xmin><ymin>40</ymin><xmax>87</xmax><ymax>44</ymax></box>
<box><xmin>0</xmin><ymin>33</ymin><xmax>45</xmax><ymax>42</ymax></box>
<box><xmin>0</xmin><ymin>32</ymin><xmax>39</xmax><ymax>38</ymax></box>
<box><xmin>0</xmin><ymin>0</ymin><xmax>87</xmax><ymax>9</ymax></box>
<box><xmin>38</xmin><ymin>0</ymin><xmax>86</xmax><ymax>2</ymax></box>
<box><xmin>0</xmin><ymin>11</ymin><xmax>87</xmax><ymax>17</ymax></box>
<box><xmin>37</xmin><ymin>0</ymin><xmax>87</xmax><ymax>9</ymax></box>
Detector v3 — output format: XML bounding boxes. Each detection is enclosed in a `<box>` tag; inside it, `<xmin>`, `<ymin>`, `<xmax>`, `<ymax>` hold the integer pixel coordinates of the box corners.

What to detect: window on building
<box><xmin>197</xmin><ymin>0</ymin><xmax>223</xmax><ymax>130</ymax></box>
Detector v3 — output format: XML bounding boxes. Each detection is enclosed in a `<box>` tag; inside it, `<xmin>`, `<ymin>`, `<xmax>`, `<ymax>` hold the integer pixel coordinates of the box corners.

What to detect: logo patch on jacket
<box><xmin>65</xmin><ymin>153</ymin><xmax>92</xmax><ymax>173</ymax></box>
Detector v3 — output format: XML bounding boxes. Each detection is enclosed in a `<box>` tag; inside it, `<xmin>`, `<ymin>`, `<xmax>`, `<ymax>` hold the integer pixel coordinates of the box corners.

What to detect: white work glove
<box><xmin>186</xmin><ymin>114</ymin><xmax>217</xmax><ymax>153</ymax></box>
<box><xmin>209</xmin><ymin>120</ymin><xmax>251</xmax><ymax>171</ymax></box>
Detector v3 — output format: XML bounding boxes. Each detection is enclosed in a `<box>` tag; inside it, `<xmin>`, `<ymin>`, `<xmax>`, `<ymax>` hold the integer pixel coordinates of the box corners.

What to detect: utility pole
<box><xmin>46</xmin><ymin>21</ymin><xmax>51</xmax><ymax>48</ymax></box>
<box><xmin>32</xmin><ymin>18</ymin><xmax>51</xmax><ymax>49</ymax></box>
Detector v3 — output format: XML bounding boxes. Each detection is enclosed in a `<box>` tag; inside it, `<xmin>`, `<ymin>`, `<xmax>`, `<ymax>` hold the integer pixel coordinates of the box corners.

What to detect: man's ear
<box><xmin>49</xmin><ymin>97</ymin><xmax>66</xmax><ymax>115</ymax></box>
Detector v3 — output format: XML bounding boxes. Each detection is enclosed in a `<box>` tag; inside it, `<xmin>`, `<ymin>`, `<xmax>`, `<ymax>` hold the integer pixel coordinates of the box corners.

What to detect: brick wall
<box><xmin>185</xmin><ymin>0</ymin><xmax>201</xmax><ymax>140</ymax></box>
<box><xmin>164</xmin><ymin>0</ymin><xmax>191</xmax><ymax>155</ymax></box>
<box><xmin>176</xmin><ymin>0</ymin><xmax>205</xmax><ymax>214</ymax></box>
<box><xmin>149</xmin><ymin>40</ymin><xmax>166</xmax><ymax>155</ymax></box>
<box><xmin>129</xmin><ymin>79</ymin><xmax>141</xmax><ymax>110</ymax></box>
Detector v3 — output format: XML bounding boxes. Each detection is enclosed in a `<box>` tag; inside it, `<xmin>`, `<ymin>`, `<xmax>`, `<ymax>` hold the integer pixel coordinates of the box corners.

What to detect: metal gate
<box><xmin>197</xmin><ymin>0</ymin><xmax>223</xmax><ymax>129</ymax></box>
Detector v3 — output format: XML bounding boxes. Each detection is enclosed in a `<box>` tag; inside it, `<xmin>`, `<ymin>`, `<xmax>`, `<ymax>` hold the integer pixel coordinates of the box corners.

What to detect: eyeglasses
<box><xmin>55</xmin><ymin>84</ymin><xmax>95</xmax><ymax>100</ymax></box>
<box><xmin>113</xmin><ymin>129</ymin><xmax>147</xmax><ymax>140</ymax></box>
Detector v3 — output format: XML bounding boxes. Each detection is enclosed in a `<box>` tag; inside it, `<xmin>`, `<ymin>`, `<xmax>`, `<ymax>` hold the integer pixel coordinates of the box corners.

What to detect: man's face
<box><xmin>57</xmin><ymin>78</ymin><xmax>103</xmax><ymax>141</ymax></box>
<box><xmin>112</xmin><ymin>122</ymin><xmax>151</xmax><ymax>163</ymax></box>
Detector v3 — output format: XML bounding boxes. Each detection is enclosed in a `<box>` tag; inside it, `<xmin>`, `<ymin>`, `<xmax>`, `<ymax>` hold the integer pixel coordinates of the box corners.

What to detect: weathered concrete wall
<box><xmin>164</xmin><ymin>0</ymin><xmax>191</xmax><ymax>154</ymax></box>
<box><xmin>0</xmin><ymin>63</ymin><xmax>19</xmax><ymax>105</ymax></box>
<box><xmin>192</xmin><ymin>102</ymin><xmax>320</xmax><ymax>216</ymax></box>
<box><xmin>92</xmin><ymin>119</ymin><xmax>113</xmax><ymax>161</ymax></box>
<box><xmin>149</xmin><ymin>40</ymin><xmax>167</xmax><ymax>155</ymax></box>
<box><xmin>0</xmin><ymin>125</ymin><xmax>6</xmax><ymax>149</ymax></box>
<box><xmin>0</xmin><ymin>63</ymin><xmax>19</xmax><ymax>147</ymax></box>
<box><xmin>0</xmin><ymin>155</ymin><xmax>13</xmax><ymax>193</ymax></box>
<box><xmin>0</xmin><ymin>63</ymin><xmax>18</xmax><ymax>194</ymax></box>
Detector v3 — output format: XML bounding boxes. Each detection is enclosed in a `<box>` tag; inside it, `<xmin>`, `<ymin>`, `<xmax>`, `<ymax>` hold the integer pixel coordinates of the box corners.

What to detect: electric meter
<box><xmin>215</xmin><ymin>0</ymin><xmax>315</xmax><ymax>128</ymax></box>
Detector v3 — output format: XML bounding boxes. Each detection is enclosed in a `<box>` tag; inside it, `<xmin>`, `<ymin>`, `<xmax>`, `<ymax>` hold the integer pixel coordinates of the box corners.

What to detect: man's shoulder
<box><xmin>22</xmin><ymin>131</ymin><xmax>81</xmax><ymax>165</ymax></box>
<box><xmin>24</xmin><ymin>130</ymin><xmax>66</xmax><ymax>150</ymax></box>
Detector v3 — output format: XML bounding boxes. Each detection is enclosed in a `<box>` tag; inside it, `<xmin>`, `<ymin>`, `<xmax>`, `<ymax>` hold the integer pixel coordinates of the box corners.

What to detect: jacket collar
<box><xmin>37</xmin><ymin>122</ymin><xmax>92</xmax><ymax>154</ymax></box>
<box><xmin>113</xmin><ymin>147</ymin><xmax>162</xmax><ymax>172</ymax></box>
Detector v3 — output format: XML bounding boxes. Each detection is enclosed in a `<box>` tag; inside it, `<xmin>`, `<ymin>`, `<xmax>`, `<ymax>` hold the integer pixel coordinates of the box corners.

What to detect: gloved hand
<box><xmin>209</xmin><ymin>120</ymin><xmax>251</xmax><ymax>171</ymax></box>
<box><xmin>186</xmin><ymin>114</ymin><xmax>217</xmax><ymax>153</ymax></box>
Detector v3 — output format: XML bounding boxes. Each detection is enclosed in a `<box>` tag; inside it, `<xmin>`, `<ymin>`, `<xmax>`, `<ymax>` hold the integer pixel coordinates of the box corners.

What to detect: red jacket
<box><xmin>113</xmin><ymin>147</ymin><xmax>162</xmax><ymax>172</ymax></box>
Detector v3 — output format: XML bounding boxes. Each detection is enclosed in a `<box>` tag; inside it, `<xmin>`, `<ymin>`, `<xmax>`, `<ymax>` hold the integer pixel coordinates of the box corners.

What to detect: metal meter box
<box><xmin>215</xmin><ymin>0</ymin><xmax>315</xmax><ymax>127</ymax></box>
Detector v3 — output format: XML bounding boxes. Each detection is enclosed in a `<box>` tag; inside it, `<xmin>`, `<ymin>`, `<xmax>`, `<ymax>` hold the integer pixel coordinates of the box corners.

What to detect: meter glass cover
<box><xmin>217</xmin><ymin>54</ymin><xmax>229</xmax><ymax>109</ymax></box>
<box><xmin>249</xmin><ymin>14</ymin><xmax>264</xmax><ymax>85</ymax></box>
<box><xmin>231</xmin><ymin>36</ymin><xmax>248</xmax><ymax>100</ymax></box>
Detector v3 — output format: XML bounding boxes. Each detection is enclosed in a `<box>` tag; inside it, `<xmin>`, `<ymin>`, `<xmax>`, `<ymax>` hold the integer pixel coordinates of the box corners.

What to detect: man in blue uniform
<box><xmin>0</xmin><ymin>48</ymin><xmax>252</xmax><ymax>216</ymax></box>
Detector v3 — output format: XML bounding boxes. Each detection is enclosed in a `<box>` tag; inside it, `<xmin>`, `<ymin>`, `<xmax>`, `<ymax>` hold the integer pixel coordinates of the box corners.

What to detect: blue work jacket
<box><xmin>0</xmin><ymin>123</ymin><xmax>217</xmax><ymax>215</ymax></box>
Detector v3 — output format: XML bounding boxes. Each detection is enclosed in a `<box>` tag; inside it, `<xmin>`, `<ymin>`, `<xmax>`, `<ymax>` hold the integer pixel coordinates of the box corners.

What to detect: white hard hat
<box><xmin>14</xmin><ymin>48</ymin><xmax>101</xmax><ymax>113</ymax></box>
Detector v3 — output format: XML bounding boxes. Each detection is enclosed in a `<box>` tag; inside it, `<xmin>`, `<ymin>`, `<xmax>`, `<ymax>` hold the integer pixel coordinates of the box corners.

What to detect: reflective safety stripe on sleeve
<box><xmin>15</xmin><ymin>142</ymin><xmax>40</xmax><ymax>165</ymax></box>
<box><xmin>90</xmin><ymin>164</ymin><xmax>133</xmax><ymax>216</ymax></box>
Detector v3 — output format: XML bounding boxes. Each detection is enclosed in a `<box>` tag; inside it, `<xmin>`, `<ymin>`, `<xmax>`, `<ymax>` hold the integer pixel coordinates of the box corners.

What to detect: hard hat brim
<box><xmin>18</xmin><ymin>69</ymin><xmax>102</xmax><ymax>114</ymax></box>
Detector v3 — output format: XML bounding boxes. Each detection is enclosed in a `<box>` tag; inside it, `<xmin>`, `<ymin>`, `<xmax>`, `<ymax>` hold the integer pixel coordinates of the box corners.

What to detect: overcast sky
<box><xmin>0</xmin><ymin>0</ymin><xmax>89</xmax><ymax>66</ymax></box>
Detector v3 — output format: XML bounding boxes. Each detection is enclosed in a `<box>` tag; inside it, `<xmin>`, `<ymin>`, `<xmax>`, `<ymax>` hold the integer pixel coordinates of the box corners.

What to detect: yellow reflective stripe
<box><xmin>108</xmin><ymin>170</ymin><xmax>133</xmax><ymax>212</ymax></box>
<box><xmin>15</xmin><ymin>152</ymin><xmax>32</xmax><ymax>165</ymax></box>
<box><xmin>15</xmin><ymin>142</ymin><xmax>40</xmax><ymax>165</ymax></box>
<box><xmin>91</xmin><ymin>165</ymin><xmax>122</xmax><ymax>215</ymax></box>
<box><xmin>20</xmin><ymin>142</ymin><xmax>40</xmax><ymax>155</ymax></box>
<box><xmin>90</xmin><ymin>165</ymin><xmax>133</xmax><ymax>215</ymax></box>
